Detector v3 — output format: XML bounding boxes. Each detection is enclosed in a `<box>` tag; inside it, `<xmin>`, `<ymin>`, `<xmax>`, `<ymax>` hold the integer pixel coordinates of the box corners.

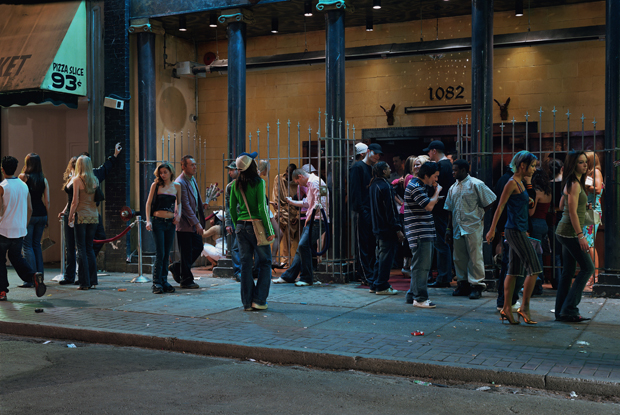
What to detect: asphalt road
<box><xmin>1</xmin><ymin>335</ymin><xmax>618</xmax><ymax>415</ymax></box>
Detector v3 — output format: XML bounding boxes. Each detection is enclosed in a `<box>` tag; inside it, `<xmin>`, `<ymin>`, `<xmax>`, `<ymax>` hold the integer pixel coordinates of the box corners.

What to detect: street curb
<box><xmin>2</xmin><ymin>321</ymin><xmax>618</xmax><ymax>397</ymax></box>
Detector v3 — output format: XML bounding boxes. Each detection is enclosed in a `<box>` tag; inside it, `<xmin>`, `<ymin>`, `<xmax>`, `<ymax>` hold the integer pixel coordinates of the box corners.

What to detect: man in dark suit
<box><xmin>169</xmin><ymin>155</ymin><xmax>205</xmax><ymax>289</ymax></box>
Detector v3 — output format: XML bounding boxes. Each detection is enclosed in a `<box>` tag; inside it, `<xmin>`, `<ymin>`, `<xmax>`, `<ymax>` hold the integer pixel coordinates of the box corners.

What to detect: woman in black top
<box><xmin>146</xmin><ymin>162</ymin><xmax>181</xmax><ymax>294</ymax></box>
<box><xmin>19</xmin><ymin>153</ymin><xmax>49</xmax><ymax>279</ymax></box>
<box><xmin>58</xmin><ymin>157</ymin><xmax>78</xmax><ymax>284</ymax></box>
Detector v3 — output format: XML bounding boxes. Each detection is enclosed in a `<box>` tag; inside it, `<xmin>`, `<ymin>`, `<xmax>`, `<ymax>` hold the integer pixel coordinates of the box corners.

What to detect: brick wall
<box><xmin>103</xmin><ymin>0</ymin><xmax>130</xmax><ymax>272</ymax></box>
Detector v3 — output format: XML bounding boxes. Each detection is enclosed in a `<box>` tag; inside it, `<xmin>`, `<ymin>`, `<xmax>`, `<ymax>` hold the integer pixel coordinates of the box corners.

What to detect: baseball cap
<box><xmin>355</xmin><ymin>143</ymin><xmax>368</xmax><ymax>155</ymax></box>
<box><xmin>367</xmin><ymin>143</ymin><xmax>383</xmax><ymax>154</ymax></box>
<box><xmin>302</xmin><ymin>163</ymin><xmax>317</xmax><ymax>173</ymax></box>
<box><xmin>423</xmin><ymin>140</ymin><xmax>445</xmax><ymax>153</ymax></box>
<box><xmin>236</xmin><ymin>152</ymin><xmax>258</xmax><ymax>172</ymax></box>
<box><xmin>225</xmin><ymin>161</ymin><xmax>237</xmax><ymax>169</ymax></box>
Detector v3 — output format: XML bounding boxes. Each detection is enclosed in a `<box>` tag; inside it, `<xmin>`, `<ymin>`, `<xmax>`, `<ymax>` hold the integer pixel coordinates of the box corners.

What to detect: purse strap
<box><xmin>238</xmin><ymin>186</ymin><xmax>255</xmax><ymax>219</ymax></box>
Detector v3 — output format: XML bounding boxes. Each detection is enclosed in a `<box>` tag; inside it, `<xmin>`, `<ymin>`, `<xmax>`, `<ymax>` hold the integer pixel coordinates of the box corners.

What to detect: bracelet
<box><xmin>576</xmin><ymin>232</ymin><xmax>583</xmax><ymax>236</ymax></box>
<box><xmin>579</xmin><ymin>235</ymin><xmax>586</xmax><ymax>240</ymax></box>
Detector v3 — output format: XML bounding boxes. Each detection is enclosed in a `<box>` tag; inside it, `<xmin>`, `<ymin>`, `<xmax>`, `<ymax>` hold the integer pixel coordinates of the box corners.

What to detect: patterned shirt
<box><xmin>444</xmin><ymin>175</ymin><xmax>497</xmax><ymax>238</ymax></box>
<box><xmin>404</xmin><ymin>177</ymin><xmax>435</xmax><ymax>249</ymax></box>
<box><xmin>304</xmin><ymin>173</ymin><xmax>330</xmax><ymax>222</ymax></box>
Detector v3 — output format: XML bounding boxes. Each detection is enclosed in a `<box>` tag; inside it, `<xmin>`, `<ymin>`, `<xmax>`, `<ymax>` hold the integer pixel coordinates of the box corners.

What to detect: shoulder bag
<box><xmin>239</xmin><ymin>186</ymin><xmax>273</xmax><ymax>246</ymax></box>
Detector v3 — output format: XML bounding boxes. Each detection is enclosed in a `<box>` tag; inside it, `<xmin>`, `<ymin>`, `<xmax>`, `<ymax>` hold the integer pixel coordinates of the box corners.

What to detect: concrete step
<box><xmin>592</xmin><ymin>284</ymin><xmax>620</xmax><ymax>298</ymax></box>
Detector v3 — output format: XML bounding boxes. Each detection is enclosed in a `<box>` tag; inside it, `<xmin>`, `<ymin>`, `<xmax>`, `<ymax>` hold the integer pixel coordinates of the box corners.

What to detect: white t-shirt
<box><xmin>0</xmin><ymin>178</ymin><xmax>29</xmax><ymax>238</ymax></box>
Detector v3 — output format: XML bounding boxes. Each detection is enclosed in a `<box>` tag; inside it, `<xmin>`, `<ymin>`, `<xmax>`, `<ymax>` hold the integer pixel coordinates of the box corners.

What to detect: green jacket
<box><xmin>229</xmin><ymin>179</ymin><xmax>274</xmax><ymax>237</ymax></box>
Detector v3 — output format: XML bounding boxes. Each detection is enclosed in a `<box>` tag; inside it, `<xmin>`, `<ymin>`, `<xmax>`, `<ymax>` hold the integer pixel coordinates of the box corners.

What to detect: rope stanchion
<box><xmin>130</xmin><ymin>215</ymin><xmax>150</xmax><ymax>283</ymax></box>
<box><xmin>93</xmin><ymin>223</ymin><xmax>133</xmax><ymax>244</ymax></box>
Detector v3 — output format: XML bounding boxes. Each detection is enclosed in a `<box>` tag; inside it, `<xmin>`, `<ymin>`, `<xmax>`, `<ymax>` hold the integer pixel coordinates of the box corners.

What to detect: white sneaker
<box><xmin>413</xmin><ymin>300</ymin><xmax>436</xmax><ymax>308</ymax></box>
<box><xmin>272</xmin><ymin>277</ymin><xmax>290</xmax><ymax>284</ymax></box>
<box><xmin>376</xmin><ymin>287</ymin><xmax>399</xmax><ymax>295</ymax></box>
<box><xmin>369</xmin><ymin>289</ymin><xmax>376</xmax><ymax>293</ymax></box>
<box><xmin>294</xmin><ymin>281</ymin><xmax>311</xmax><ymax>286</ymax></box>
<box><xmin>251</xmin><ymin>302</ymin><xmax>268</xmax><ymax>310</ymax></box>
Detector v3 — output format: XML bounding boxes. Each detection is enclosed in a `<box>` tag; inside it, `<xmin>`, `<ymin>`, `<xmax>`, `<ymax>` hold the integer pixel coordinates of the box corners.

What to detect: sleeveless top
<box><xmin>556</xmin><ymin>183</ymin><xmax>587</xmax><ymax>238</ymax></box>
<box><xmin>25</xmin><ymin>176</ymin><xmax>47</xmax><ymax>217</ymax></box>
<box><xmin>531</xmin><ymin>201</ymin><xmax>551</xmax><ymax>220</ymax></box>
<box><xmin>76</xmin><ymin>179</ymin><xmax>99</xmax><ymax>224</ymax></box>
<box><xmin>152</xmin><ymin>193</ymin><xmax>176</xmax><ymax>213</ymax></box>
<box><xmin>505</xmin><ymin>179</ymin><xmax>529</xmax><ymax>233</ymax></box>
<box><xmin>0</xmin><ymin>178</ymin><xmax>29</xmax><ymax>238</ymax></box>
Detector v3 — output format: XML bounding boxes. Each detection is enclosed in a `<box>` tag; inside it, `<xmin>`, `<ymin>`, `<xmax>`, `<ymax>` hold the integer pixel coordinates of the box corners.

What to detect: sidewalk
<box><xmin>1</xmin><ymin>267</ymin><xmax>619</xmax><ymax>396</ymax></box>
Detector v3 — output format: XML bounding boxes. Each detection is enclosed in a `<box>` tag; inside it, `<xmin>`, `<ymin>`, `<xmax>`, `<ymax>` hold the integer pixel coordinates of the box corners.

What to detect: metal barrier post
<box><xmin>131</xmin><ymin>215</ymin><xmax>150</xmax><ymax>283</ymax></box>
<box><xmin>52</xmin><ymin>217</ymin><xmax>66</xmax><ymax>282</ymax></box>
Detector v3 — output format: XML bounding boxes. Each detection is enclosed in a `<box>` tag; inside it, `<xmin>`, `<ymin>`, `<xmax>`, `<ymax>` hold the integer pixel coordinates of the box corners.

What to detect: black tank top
<box><xmin>152</xmin><ymin>193</ymin><xmax>176</xmax><ymax>213</ymax></box>
<box><xmin>26</xmin><ymin>176</ymin><xmax>47</xmax><ymax>217</ymax></box>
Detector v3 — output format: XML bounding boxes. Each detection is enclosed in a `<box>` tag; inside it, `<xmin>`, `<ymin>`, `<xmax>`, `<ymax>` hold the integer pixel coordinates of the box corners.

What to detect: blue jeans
<box><xmin>0</xmin><ymin>235</ymin><xmax>35</xmax><ymax>293</ymax></box>
<box><xmin>530</xmin><ymin>217</ymin><xmax>548</xmax><ymax>284</ymax></box>
<box><xmin>281</xmin><ymin>220</ymin><xmax>321</xmax><ymax>284</ymax></box>
<box><xmin>370</xmin><ymin>233</ymin><xmax>398</xmax><ymax>291</ymax></box>
<box><xmin>432</xmin><ymin>214</ymin><xmax>453</xmax><ymax>283</ymax></box>
<box><xmin>229</xmin><ymin>231</ymin><xmax>241</xmax><ymax>278</ymax></box>
<box><xmin>406</xmin><ymin>240</ymin><xmax>434</xmax><ymax>303</ymax></box>
<box><xmin>63</xmin><ymin>214</ymin><xmax>76</xmax><ymax>282</ymax></box>
<box><xmin>22</xmin><ymin>215</ymin><xmax>47</xmax><ymax>273</ymax></box>
<box><xmin>236</xmin><ymin>222</ymin><xmax>272</xmax><ymax>308</ymax></box>
<box><xmin>555</xmin><ymin>235</ymin><xmax>595</xmax><ymax>319</ymax></box>
<box><xmin>74</xmin><ymin>223</ymin><xmax>97</xmax><ymax>287</ymax></box>
<box><xmin>151</xmin><ymin>217</ymin><xmax>176</xmax><ymax>288</ymax></box>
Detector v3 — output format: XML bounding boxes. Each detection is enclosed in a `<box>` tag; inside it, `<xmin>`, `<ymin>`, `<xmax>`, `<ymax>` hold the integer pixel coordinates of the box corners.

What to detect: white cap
<box><xmin>355</xmin><ymin>143</ymin><xmax>368</xmax><ymax>155</ymax></box>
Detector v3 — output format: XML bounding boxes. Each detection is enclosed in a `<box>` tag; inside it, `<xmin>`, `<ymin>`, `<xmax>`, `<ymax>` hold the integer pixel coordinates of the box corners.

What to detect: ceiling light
<box><xmin>209</xmin><ymin>13</ymin><xmax>217</xmax><ymax>28</ymax></box>
<box><xmin>515</xmin><ymin>0</ymin><xmax>524</xmax><ymax>16</ymax></box>
<box><xmin>179</xmin><ymin>15</ymin><xmax>187</xmax><ymax>31</ymax></box>
<box><xmin>366</xmin><ymin>15</ymin><xmax>373</xmax><ymax>31</ymax></box>
<box><xmin>271</xmin><ymin>18</ymin><xmax>279</xmax><ymax>34</ymax></box>
<box><xmin>304</xmin><ymin>1</ymin><xmax>313</xmax><ymax>17</ymax></box>
<box><xmin>373</xmin><ymin>0</ymin><xmax>381</xmax><ymax>10</ymax></box>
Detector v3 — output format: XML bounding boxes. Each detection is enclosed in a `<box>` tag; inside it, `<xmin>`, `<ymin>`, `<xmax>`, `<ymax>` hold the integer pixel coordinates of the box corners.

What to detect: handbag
<box><xmin>239</xmin><ymin>187</ymin><xmax>273</xmax><ymax>246</ymax></box>
<box><xmin>94</xmin><ymin>185</ymin><xmax>105</xmax><ymax>203</ymax></box>
<box><xmin>584</xmin><ymin>209</ymin><xmax>601</xmax><ymax>227</ymax></box>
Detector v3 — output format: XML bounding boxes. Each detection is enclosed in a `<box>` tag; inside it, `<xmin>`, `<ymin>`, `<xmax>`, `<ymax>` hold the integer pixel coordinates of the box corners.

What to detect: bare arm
<box><xmin>18</xmin><ymin>173</ymin><xmax>27</xmax><ymax>183</ymax></box>
<box><xmin>423</xmin><ymin>184</ymin><xmax>442</xmax><ymax>212</ymax></box>
<box><xmin>145</xmin><ymin>182</ymin><xmax>156</xmax><ymax>231</ymax></box>
<box><xmin>44</xmin><ymin>178</ymin><xmax>50</xmax><ymax>212</ymax></box>
<box><xmin>0</xmin><ymin>186</ymin><xmax>5</xmax><ymax>217</ymax></box>
<box><xmin>528</xmin><ymin>190</ymin><xmax>542</xmax><ymax>217</ymax></box>
<box><xmin>486</xmin><ymin>180</ymin><xmax>516</xmax><ymax>243</ymax></box>
<box><xmin>174</xmin><ymin>183</ymin><xmax>182</xmax><ymax>225</ymax></box>
<box><xmin>27</xmin><ymin>193</ymin><xmax>32</xmax><ymax>225</ymax></box>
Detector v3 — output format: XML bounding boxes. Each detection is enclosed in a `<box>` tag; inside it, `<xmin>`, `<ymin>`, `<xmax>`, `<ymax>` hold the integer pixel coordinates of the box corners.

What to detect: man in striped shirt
<box><xmin>404</xmin><ymin>162</ymin><xmax>442</xmax><ymax>308</ymax></box>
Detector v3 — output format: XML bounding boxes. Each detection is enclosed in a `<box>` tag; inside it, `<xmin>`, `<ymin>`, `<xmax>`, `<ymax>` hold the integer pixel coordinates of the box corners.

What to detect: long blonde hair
<box><xmin>74</xmin><ymin>155</ymin><xmax>99</xmax><ymax>194</ymax></box>
<box><xmin>62</xmin><ymin>156</ymin><xmax>77</xmax><ymax>190</ymax></box>
<box><xmin>584</xmin><ymin>151</ymin><xmax>601</xmax><ymax>175</ymax></box>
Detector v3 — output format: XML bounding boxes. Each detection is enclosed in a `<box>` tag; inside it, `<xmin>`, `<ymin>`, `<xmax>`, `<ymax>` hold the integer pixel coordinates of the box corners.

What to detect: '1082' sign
<box><xmin>427</xmin><ymin>86</ymin><xmax>465</xmax><ymax>101</ymax></box>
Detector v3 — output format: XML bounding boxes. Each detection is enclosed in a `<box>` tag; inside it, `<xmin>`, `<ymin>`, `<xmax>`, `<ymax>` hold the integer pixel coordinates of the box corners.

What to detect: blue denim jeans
<box><xmin>281</xmin><ymin>220</ymin><xmax>321</xmax><ymax>284</ymax></box>
<box><xmin>22</xmin><ymin>215</ymin><xmax>47</xmax><ymax>273</ymax></box>
<box><xmin>406</xmin><ymin>240</ymin><xmax>434</xmax><ymax>303</ymax></box>
<box><xmin>555</xmin><ymin>235</ymin><xmax>595</xmax><ymax>319</ymax></box>
<box><xmin>229</xmin><ymin>231</ymin><xmax>241</xmax><ymax>278</ymax></box>
<box><xmin>151</xmin><ymin>217</ymin><xmax>176</xmax><ymax>289</ymax></box>
<box><xmin>236</xmin><ymin>222</ymin><xmax>272</xmax><ymax>308</ymax></box>
<box><xmin>0</xmin><ymin>235</ymin><xmax>35</xmax><ymax>293</ymax></box>
<box><xmin>370</xmin><ymin>233</ymin><xmax>398</xmax><ymax>292</ymax></box>
<box><xmin>74</xmin><ymin>223</ymin><xmax>97</xmax><ymax>288</ymax></box>
<box><xmin>63</xmin><ymin>214</ymin><xmax>76</xmax><ymax>282</ymax></box>
<box><xmin>431</xmin><ymin>214</ymin><xmax>453</xmax><ymax>283</ymax></box>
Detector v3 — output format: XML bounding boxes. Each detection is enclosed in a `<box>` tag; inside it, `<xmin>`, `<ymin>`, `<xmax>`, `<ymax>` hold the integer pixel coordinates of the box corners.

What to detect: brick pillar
<box><xmin>103</xmin><ymin>0</ymin><xmax>130</xmax><ymax>272</ymax></box>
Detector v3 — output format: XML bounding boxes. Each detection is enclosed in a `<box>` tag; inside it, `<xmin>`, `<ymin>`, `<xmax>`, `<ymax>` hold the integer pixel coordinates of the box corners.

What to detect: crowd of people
<box><xmin>0</xmin><ymin>139</ymin><xmax>604</xmax><ymax>326</ymax></box>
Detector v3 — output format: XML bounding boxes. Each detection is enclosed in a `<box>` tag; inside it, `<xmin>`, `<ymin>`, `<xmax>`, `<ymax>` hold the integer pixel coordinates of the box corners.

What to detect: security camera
<box><xmin>190</xmin><ymin>114</ymin><xmax>198</xmax><ymax>122</ymax></box>
<box><xmin>104</xmin><ymin>97</ymin><xmax>124</xmax><ymax>110</ymax></box>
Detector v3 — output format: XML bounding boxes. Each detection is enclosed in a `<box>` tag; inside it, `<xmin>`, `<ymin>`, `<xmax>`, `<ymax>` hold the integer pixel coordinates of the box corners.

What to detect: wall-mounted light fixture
<box><xmin>366</xmin><ymin>14</ymin><xmax>373</xmax><ymax>31</ymax></box>
<box><xmin>373</xmin><ymin>0</ymin><xmax>381</xmax><ymax>10</ymax></box>
<box><xmin>515</xmin><ymin>0</ymin><xmax>524</xmax><ymax>16</ymax></box>
<box><xmin>271</xmin><ymin>17</ymin><xmax>279</xmax><ymax>34</ymax></box>
<box><xmin>179</xmin><ymin>15</ymin><xmax>187</xmax><ymax>31</ymax></box>
<box><xmin>209</xmin><ymin>13</ymin><xmax>217</xmax><ymax>28</ymax></box>
<box><xmin>304</xmin><ymin>1</ymin><xmax>313</xmax><ymax>17</ymax></box>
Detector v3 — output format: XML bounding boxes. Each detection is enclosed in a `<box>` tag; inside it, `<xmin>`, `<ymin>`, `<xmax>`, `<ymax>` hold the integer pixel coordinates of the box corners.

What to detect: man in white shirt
<box><xmin>0</xmin><ymin>156</ymin><xmax>45</xmax><ymax>301</ymax></box>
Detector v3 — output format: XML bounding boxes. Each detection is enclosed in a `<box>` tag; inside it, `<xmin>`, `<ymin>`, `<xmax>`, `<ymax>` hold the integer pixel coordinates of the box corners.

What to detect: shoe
<box><xmin>512</xmin><ymin>301</ymin><xmax>521</xmax><ymax>312</ymax></box>
<box><xmin>180</xmin><ymin>282</ymin><xmax>199</xmax><ymax>289</ymax></box>
<box><xmin>58</xmin><ymin>279</ymin><xmax>75</xmax><ymax>285</ymax></box>
<box><xmin>271</xmin><ymin>263</ymin><xmax>285</xmax><ymax>269</ymax></box>
<box><xmin>33</xmin><ymin>273</ymin><xmax>46</xmax><ymax>297</ymax></box>
<box><xmin>17</xmin><ymin>282</ymin><xmax>34</xmax><ymax>288</ymax></box>
<box><xmin>89</xmin><ymin>285</ymin><xmax>97</xmax><ymax>289</ymax></box>
<box><xmin>516</xmin><ymin>308</ymin><xmax>537</xmax><ymax>324</ymax></box>
<box><xmin>428</xmin><ymin>281</ymin><xmax>451</xmax><ymax>288</ymax></box>
<box><xmin>500</xmin><ymin>309</ymin><xmax>520</xmax><ymax>325</ymax></box>
<box><xmin>369</xmin><ymin>288</ymin><xmax>376</xmax><ymax>293</ymax></box>
<box><xmin>376</xmin><ymin>287</ymin><xmax>398</xmax><ymax>295</ymax></box>
<box><xmin>244</xmin><ymin>306</ymin><xmax>255</xmax><ymax>311</ymax></box>
<box><xmin>469</xmin><ymin>289</ymin><xmax>482</xmax><ymax>300</ymax></box>
<box><xmin>272</xmin><ymin>277</ymin><xmax>291</xmax><ymax>284</ymax></box>
<box><xmin>452</xmin><ymin>281</ymin><xmax>471</xmax><ymax>297</ymax></box>
<box><xmin>163</xmin><ymin>285</ymin><xmax>176</xmax><ymax>293</ymax></box>
<box><xmin>168</xmin><ymin>264</ymin><xmax>180</xmax><ymax>284</ymax></box>
<box><xmin>294</xmin><ymin>281</ymin><xmax>311</xmax><ymax>287</ymax></box>
<box><xmin>562</xmin><ymin>315</ymin><xmax>591</xmax><ymax>323</ymax></box>
<box><xmin>152</xmin><ymin>286</ymin><xmax>164</xmax><ymax>294</ymax></box>
<box><xmin>77</xmin><ymin>286</ymin><xmax>89</xmax><ymax>290</ymax></box>
<box><xmin>251</xmin><ymin>302</ymin><xmax>268</xmax><ymax>310</ymax></box>
<box><xmin>0</xmin><ymin>291</ymin><xmax>6</xmax><ymax>301</ymax></box>
<box><xmin>413</xmin><ymin>300</ymin><xmax>436</xmax><ymax>308</ymax></box>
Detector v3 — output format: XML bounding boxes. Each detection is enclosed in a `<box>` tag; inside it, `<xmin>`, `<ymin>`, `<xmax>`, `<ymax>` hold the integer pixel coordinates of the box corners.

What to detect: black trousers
<box><xmin>93</xmin><ymin>213</ymin><xmax>105</xmax><ymax>257</ymax></box>
<box><xmin>175</xmin><ymin>231</ymin><xmax>203</xmax><ymax>285</ymax></box>
<box><xmin>355</xmin><ymin>210</ymin><xmax>376</xmax><ymax>283</ymax></box>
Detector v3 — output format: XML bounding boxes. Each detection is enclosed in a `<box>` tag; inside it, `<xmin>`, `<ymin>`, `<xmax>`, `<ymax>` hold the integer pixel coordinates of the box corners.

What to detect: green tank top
<box><xmin>556</xmin><ymin>183</ymin><xmax>587</xmax><ymax>238</ymax></box>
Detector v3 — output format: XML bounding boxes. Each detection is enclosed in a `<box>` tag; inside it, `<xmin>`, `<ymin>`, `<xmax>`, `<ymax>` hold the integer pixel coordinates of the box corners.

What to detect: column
<box><xmin>220</xmin><ymin>9</ymin><xmax>252</xmax><ymax>160</ymax></box>
<box><xmin>595</xmin><ymin>0</ymin><xmax>620</xmax><ymax>296</ymax></box>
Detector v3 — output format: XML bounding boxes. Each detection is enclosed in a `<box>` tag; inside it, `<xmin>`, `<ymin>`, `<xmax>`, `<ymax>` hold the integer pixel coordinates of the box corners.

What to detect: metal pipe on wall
<box><xmin>227</xmin><ymin>21</ymin><xmax>247</xmax><ymax>160</ymax></box>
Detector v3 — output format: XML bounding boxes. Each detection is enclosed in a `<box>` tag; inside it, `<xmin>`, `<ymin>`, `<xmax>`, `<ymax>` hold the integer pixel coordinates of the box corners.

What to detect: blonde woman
<box><xmin>68</xmin><ymin>156</ymin><xmax>99</xmax><ymax>290</ymax></box>
<box><xmin>145</xmin><ymin>163</ymin><xmax>181</xmax><ymax>294</ymax></box>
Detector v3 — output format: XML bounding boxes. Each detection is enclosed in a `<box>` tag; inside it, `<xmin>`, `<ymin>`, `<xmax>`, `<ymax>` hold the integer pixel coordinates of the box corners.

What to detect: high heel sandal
<box><xmin>516</xmin><ymin>308</ymin><xmax>537</xmax><ymax>325</ymax></box>
<box><xmin>500</xmin><ymin>309</ymin><xmax>520</xmax><ymax>325</ymax></box>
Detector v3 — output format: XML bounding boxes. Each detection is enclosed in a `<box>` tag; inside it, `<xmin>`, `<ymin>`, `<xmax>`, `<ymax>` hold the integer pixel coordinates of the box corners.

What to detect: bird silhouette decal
<box><xmin>380</xmin><ymin>104</ymin><xmax>396</xmax><ymax>126</ymax></box>
<box><xmin>494</xmin><ymin>98</ymin><xmax>510</xmax><ymax>121</ymax></box>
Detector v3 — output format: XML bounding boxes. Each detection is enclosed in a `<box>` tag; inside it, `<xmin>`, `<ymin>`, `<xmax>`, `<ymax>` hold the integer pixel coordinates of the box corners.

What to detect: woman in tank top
<box><xmin>58</xmin><ymin>157</ymin><xmax>78</xmax><ymax>285</ymax></box>
<box><xmin>583</xmin><ymin>151</ymin><xmax>604</xmax><ymax>285</ymax></box>
<box><xmin>554</xmin><ymin>151</ymin><xmax>594</xmax><ymax>323</ymax></box>
<box><xmin>145</xmin><ymin>162</ymin><xmax>181</xmax><ymax>294</ymax></box>
<box><xmin>68</xmin><ymin>156</ymin><xmax>99</xmax><ymax>290</ymax></box>
<box><xmin>18</xmin><ymin>153</ymin><xmax>49</xmax><ymax>280</ymax></box>
<box><xmin>486</xmin><ymin>151</ymin><xmax>542</xmax><ymax>325</ymax></box>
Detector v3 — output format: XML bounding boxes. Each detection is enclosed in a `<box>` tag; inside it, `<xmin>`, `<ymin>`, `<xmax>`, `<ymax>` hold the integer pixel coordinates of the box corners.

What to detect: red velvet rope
<box><xmin>93</xmin><ymin>225</ymin><xmax>132</xmax><ymax>244</ymax></box>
